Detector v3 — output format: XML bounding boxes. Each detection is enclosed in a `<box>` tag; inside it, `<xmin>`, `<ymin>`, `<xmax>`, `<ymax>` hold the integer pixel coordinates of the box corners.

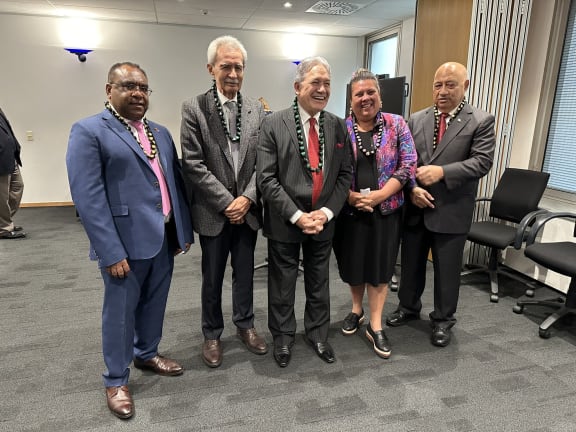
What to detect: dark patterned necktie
<box><xmin>308</xmin><ymin>117</ymin><xmax>323</xmax><ymax>206</ymax></box>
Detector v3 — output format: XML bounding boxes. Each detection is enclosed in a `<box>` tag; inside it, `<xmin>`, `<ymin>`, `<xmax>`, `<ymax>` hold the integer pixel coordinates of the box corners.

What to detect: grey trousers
<box><xmin>0</xmin><ymin>164</ymin><xmax>24</xmax><ymax>233</ymax></box>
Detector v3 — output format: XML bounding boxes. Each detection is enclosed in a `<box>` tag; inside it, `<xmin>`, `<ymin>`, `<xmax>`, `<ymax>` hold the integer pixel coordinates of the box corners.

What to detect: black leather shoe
<box><xmin>365</xmin><ymin>323</ymin><xmax>391</xmax><ymax>358</ymax></box>
<box><xmin>273</xmin><ymin>344</ymin><xmax>292</xmax><ymax>368</ymax></box>
<box><xmin>0</xmin><ymin>230</ymin><xmax>26</xmax><ymax>239</ymax></box>
<box><xmin>341</xmin><ymin>310</ymin><xmax>365</xmax><ymax>335</ymax></box>
<box><xmin>386</xmin><ymin>309</ymin><xmax>419</xmax><ymax>327</ymax></box>
<box><xmin>14</xmin><ymin>226</ymin><xmax>23</xmax><ymax>232</ymax></box>
<box><xmin>305</xmin><ymin>338</ymin><xmax>335</xmax><ymax>363</ymax></box>
<box><xmin>431</xmin><ymin>325</ymin><xmax>451</xmax><ymax>347</ymax></box>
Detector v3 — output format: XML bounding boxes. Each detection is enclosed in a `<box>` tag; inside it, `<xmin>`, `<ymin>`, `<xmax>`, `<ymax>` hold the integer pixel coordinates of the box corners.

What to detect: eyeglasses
<box><xmin>109</xmin><ymin>82</ymin><xmax>153</xmax><ymax>95</ymax></box>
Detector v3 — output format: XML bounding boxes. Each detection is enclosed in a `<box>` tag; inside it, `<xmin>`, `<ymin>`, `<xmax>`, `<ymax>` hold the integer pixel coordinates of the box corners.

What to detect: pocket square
<box><xmin>336</xmin><ymin>142</ymin><xmax>344</xmax><ymax>149</ymax></box>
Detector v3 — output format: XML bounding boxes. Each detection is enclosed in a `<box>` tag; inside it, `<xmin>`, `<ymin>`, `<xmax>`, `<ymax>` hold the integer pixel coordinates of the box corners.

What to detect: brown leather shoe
<box><xmin>105</xmin><ymin>385</ymin><xmax>133</xmax><ymax>419</ymax></box>
<box><xmin>237</xmin><ymin>328</ymin><xmax>268</xmax><ymax>355</ymax></box>
<box><xmin>202</xmin><ymin>339</ymin><xmax>223</xmax><ymax>368</ymax></box>
<box><xmin>133</xmin><ymin>354</ymin><xmax>183</xmax><ymax>376</ymax></box>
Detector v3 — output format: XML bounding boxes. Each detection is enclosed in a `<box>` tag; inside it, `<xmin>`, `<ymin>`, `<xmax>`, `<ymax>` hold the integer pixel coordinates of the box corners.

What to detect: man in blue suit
<box><xmin>66</xmin><ymin>62</ymin><xmax>193</xmax><ymax>419</ymax></box>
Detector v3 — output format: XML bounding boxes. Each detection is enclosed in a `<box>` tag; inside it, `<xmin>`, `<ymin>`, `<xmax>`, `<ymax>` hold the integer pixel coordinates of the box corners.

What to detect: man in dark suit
<box><xmin>257</xmin><ymin>56</ymin><xmax>353</xmax><ymax>367</ymax></box>
<box><xmin>180</xmin><ymin>36</ymin><xmax>267</xmax><ymax>369</ymax></box>
<box><xmin>386</xmin><ymin>62</ymin><xmax>495</xmax><ymax>347</ymax></box>
<box><xmin>0</xmin><ymin>107</ymin><xmax>25</xmax><ymax>239</ymax></box>
<box><xmin>66</xmin><ymin>62</ymin><xmax>193</xmax><ymax>419</ymax></box>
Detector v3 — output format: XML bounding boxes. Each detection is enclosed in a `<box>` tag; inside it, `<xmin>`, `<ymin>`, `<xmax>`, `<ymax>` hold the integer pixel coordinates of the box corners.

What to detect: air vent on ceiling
<box><xmin>305</xmin><ymin>1</ymin><xmax>363</xmax><ymax>16</ymax></box>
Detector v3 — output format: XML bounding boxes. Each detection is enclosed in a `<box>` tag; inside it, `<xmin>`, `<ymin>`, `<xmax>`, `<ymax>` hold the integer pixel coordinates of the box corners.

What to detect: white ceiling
<box><xmin>0</xmin><ymin>0</ymin><xmax>416</xmax><ymax>37</ymax></box>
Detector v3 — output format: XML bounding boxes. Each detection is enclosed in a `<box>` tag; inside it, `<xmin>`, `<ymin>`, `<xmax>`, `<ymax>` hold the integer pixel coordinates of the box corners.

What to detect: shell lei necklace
<box><xmin>433</xmin><ymin>99</ymin><xmax>466</xmax><ymax>149</ymax></box>
<box><xmin>293</xmin><ymin>97</ymin><xmax>325</xmax><ymax>173</ymax></box>
<box><xmin>353</xmin><ymin>114</ymin><xmax>384</xmax><ymax>157</ymax></box>
<box><xmin>212</xmin><ymin>81</ymin><xmax>242</xmax><ymax>142</ymax></box>
<box><xmin>105</xmin><ymin>101</ymin><xmax>157</xmax><ymax>160</ymax></box>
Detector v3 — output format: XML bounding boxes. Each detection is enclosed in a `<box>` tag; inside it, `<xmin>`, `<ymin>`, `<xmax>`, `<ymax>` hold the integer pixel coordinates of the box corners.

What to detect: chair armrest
<box><xmin>525</xmin><ymin>211</ymin><xmax>576</xmax><ymax>246</ymax></box>
<box><xmin>513</xmin><ymin>208</ymin><xmax>550</xmax><ymax>249</ymax></box>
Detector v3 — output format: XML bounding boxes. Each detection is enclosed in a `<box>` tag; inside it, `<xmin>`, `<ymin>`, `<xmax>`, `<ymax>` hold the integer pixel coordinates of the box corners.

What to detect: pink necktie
<box><xmin>308</xmin><ymin>117</ymin><xmax>323</xmax><ymax>206</ymax></box>
<box><xmin>131</xmin><ymin>121</ymin><xmax>172</xmax><ymax>216</ymax></box>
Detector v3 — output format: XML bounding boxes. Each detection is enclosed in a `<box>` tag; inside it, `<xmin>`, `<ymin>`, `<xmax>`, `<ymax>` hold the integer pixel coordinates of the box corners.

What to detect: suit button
<box><xmin>153</xmin><ymin>181</ymin><xmax>160</xmax><ymax>187</ymax></box>
<box><xmin>156</xmin><ymin>203</ymin><xmax>162</xmax><ymax>209</ymax></box>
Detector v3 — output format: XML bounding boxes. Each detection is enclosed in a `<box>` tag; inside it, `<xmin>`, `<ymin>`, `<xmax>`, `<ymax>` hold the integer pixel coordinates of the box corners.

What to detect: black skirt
<box><xmin>333</xmin><ymin>208</ymin><xmax>401</xmax><ymax>286</ymax></box>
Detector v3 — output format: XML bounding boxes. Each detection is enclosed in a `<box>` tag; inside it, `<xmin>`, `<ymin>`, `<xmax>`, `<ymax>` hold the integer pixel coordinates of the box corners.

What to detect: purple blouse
<box><xmin>345</xmin><ymin>111</ymin><xmax>417</xmax><ymax>214</ymax></box>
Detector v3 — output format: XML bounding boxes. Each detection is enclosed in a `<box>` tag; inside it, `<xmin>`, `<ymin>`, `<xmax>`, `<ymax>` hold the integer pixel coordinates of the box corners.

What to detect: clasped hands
<box><xmin>297</xmin><ymin>210</ymin><xmax>327</xmax><ymax>235</ymax></box>
<box><xmin>348</xmin><ymin>191</ymin><xmax>376</xmax><ymax>212</ymax></box>
<box><xmin>224</xmin><ymin>196</ymin><xmax>251</xmax><ymax>225</ymax></box>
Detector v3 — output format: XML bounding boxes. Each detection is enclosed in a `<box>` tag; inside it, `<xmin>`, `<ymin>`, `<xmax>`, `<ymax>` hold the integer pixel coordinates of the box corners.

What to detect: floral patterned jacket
<box><xmin>344</xmin><ymin>111</ymin><xmax>417</xmax><ymax>215</ymax></box>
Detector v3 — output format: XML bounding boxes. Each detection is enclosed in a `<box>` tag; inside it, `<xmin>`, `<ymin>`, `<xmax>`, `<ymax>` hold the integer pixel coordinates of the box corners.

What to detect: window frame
<box><xmin>365</xmin><ymin>25</ymin><xmax>401</xmax><ymax>78</ymax></box>
<box><xmin>530</xmin><ymin>0</ymin><xmax>574</xmax><ymax>205</ymax></box>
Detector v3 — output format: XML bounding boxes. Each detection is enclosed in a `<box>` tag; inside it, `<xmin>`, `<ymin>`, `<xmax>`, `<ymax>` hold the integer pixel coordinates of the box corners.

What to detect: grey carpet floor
<box><xmin>1</xmin><ymin>207</ymin><xmax>576</xmax><ymax>432</ymax></box>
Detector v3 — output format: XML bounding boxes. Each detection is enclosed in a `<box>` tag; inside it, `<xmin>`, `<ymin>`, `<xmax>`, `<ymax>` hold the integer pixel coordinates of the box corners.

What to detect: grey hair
<box><xmin>348</xmin><ymin>68</ymin><xmax>380</xmax><ymax>97</ymax></box>
<box><xmin>207</xmin><ymin>35</ymin><xmax>247</xmax><ymax>65</ymax></box>
<box><xmin>294</xmin><ymin>56</ymin><xmax>331</xmax><ymax>84</ymax></box>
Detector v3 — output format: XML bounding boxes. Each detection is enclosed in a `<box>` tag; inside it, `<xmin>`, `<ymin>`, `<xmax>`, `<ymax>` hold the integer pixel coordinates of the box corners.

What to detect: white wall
<box><xmin>0</xmin><ymin>14</ymin><xmax>366</xmax><ymax>204</ymax></box>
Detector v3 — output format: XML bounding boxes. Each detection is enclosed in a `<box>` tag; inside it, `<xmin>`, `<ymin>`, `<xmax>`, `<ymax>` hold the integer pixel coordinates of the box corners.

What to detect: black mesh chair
<box><xmin>513</xmin><ymin>211</ymin><xmax>576</xmax><ymax>338</ymax></box>
<box><xmin>461</xmin><ymin>168</ymin><xmax>550</xmax><ymax>302</ymax></box>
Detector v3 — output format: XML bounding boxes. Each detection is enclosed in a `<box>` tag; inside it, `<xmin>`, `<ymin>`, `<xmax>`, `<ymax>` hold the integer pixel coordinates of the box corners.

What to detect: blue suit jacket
<box><xmin>66</xmin><ymin>109</ymin><xmax>193</xmax><ymax>267</ymax></box>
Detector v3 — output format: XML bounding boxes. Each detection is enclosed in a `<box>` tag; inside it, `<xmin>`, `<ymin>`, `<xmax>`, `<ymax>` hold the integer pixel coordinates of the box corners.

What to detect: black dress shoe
<box><xmin>431</xmin><ymin>325</ymin><xmax>452</xmax><ymax>347</ymax></box>
<box><xmin>305</xmin><ymin>338</ymin><xmax>335</xmax><ymax>363</ymax></box>
<box><xmin>385</xmin><ymin>309</ymin><xmax>419</xmax><ymax>327</ymax></box>
<box><xmin>0</xmin><ymin>230</ymin><xmax>26</xmax><ymax>239</ymax></box>
<box><xmin>341</xmin><ymin>309</ymin><xmax>365</xmax><ymax>335</ymax></box>
<box><xmin>14</xmin><ymin>226</ymin><xmax>23</xmax><ymax>232</ymax></box>
<box><xmin>365</xmin><ymin>324</ymin><xmax>391</xmax><ymax>359</ymax></box>
<box><xmin>273</xmin><ymin>344</ymin><xmax>292</xmax><ymax>368</ymax></box>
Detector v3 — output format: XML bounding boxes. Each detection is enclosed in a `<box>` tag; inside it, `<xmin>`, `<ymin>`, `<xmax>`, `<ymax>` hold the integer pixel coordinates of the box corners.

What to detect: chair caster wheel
<box><xmin>539</xmin><ymin>328</ymin><xmax>551</xmax><ymax>339</ymax></box>
<box><xmin>490</xmin><ymin>294</ymin><xmax>499</xmax><ymax>303</ymax></box>
<box><xmin>525</xmin><ymin>289</ymin><xmax>535</xmax><ymax>297</ymax></box>
<box><xmin>512</xmin><ymin>305</ymin><xmax>524</xmax><ymax>314</ymax></box>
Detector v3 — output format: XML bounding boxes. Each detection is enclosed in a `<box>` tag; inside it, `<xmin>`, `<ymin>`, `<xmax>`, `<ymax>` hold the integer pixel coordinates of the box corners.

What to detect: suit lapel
<box><xmin>237</xmin><ymin>101</ymin><xmax>252</xmax><ymax>172</ymax></box>
<box><xmin>321</xmin><ymin>112</ymin><xmax>334</xmax><ymax>181</ymax></box>
<box><xmin>205</xmin><ymin>94</ymin><xmax>235</xmax><ymax>171</ymax></box>
<box><xmin>282</xmin><ymin>109</ymin><xmax>309</xmax><ymax>176</ymax></box>
<box><xmin>430</xmin><ymin>104</ymin><xmax>472</xmax><ymax>161</ymax></box>
<box><xmin>102</xmin><ymin>110</ymin><xmax>150</xmax><ymax>166</ymax></box>
<box><xmin>422</xmin><ymin>108</ymin><xmax>435</xmax><ymax>160</ymax></box>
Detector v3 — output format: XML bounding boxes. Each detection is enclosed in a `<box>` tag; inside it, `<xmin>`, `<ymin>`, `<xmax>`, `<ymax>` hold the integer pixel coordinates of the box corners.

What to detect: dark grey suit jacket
<box><xmin>0</xmin><ymin>108</ymin><xmax>22</xmax><ymax>176</ymax></box>
<box><xmin>406</xmin><ymin>103</ymin><xmax>496</xmax><ymax>234</ymax></box>
<box><xmin>180</xmin><ymin>91</ymin><xmax>264</xmax><ymax>236</ymax></box>
<box><xmin>257</xmin><ymin>107</ymin><xmax>353</xmax><ymax>242</ymax></box>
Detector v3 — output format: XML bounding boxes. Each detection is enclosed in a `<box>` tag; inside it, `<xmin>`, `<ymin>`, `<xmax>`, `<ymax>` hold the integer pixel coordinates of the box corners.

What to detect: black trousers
<box><xmin>398</xmin><ymin>218</ymin><xmax>467</xmax><ymax>325</ymax></box>
<box><xmin>267</xmin><ymin>236</ymin><xmax>332</xmax><ymax>346</ymax></box>
<box><xmin>199</xmin><ymin>222</ymin><xmax>258</xmax><ymax>340</ymax></box>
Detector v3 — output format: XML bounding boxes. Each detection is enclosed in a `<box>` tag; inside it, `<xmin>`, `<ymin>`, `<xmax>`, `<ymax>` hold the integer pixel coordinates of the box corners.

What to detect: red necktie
<box><xmin>131</xmin><ymin>121</ymin><xmax>172</xmax><ymax>216</ymax></box>
<box><xmin>437</xmin><ymin>112</ymin><xmax>448</xmax><ymax>143</ymax></box>
<box><xmin>308</xmin><ymin>117</ymin><xmax>323</xmax><ymax>206</ymax></box>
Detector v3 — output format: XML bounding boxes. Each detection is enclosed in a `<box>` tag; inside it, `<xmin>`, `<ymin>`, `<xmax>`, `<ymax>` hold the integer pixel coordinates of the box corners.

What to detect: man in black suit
<box><xmin>0</xmin><ymin>107</ymin><xmax>25</xmax><ymax>239</ymax></box>
<box><xmin>386</xmin><ymin>62</ymin><xmax>496</xmax><ymax>347</ymax></box>
<box><xmin>180</xmin><ymin>35</ymin><xmax>268</xmax><ymax>368</ymax></box>
<box><xmin>257</xmin><ymin>56</ymin><xmax>353</xmax><ymax>367</ymax></box>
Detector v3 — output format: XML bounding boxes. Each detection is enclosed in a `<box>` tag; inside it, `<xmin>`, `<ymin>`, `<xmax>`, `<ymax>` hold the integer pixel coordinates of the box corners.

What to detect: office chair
<box><xmin>461</xmin><ymin>168</ymin><xmax>550</xmax><ymax>302</ymax></box>
<box><xmin>513</xmin><ymin>211</ymin><xmax>576</xmax><ymax>338</ymax></box>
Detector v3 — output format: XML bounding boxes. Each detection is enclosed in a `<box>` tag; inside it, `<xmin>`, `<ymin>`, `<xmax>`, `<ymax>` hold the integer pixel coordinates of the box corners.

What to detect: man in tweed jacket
<box><xmin>180</xmin><ymin>36</ymin><xmax>267</xmax><ymax>369</ymax></box>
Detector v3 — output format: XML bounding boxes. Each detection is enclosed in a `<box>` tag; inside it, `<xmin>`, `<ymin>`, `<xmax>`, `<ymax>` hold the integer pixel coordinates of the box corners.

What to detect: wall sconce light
<box><xmin>65</xmin><ymin>48</ymin><xmax>92</xmax><ymax>62</ymax></box>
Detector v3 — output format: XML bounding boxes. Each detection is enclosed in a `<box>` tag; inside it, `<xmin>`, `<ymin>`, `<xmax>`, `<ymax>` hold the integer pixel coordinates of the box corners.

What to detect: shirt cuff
<box><xmin>290</xmin><ymin>210</ymin><xmax>304</xmax><ymax>224</ymax></box>
<box><xmin>321</xmin><ymin>207</ymin><xmax>334</xmax><ymax>222</ymax></box>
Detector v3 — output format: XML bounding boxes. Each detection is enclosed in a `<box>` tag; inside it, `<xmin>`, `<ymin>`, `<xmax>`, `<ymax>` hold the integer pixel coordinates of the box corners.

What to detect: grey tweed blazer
<box><xmin>180</xmin><ymin>90</ymin><xmax>264</xmax><ymax>236</ymax></box>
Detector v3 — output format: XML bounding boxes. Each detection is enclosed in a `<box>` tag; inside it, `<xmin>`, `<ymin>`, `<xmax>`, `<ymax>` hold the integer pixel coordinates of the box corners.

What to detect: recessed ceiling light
<box><xmin>283</xmin><ymin>2</ymin><xmax>293</xmax><ymax>8</ymax></box>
